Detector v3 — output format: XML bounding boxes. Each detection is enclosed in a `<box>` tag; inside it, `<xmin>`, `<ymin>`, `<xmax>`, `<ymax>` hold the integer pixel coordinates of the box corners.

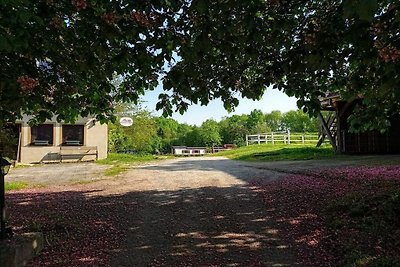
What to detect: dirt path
<box><xmin>7</xmin><ymin>155</ymin><xmax>400</xmax><ymax>266</ymax></box>
<box><xmin>7</xmin><ymin>162</ymin><xmax>108</xmax><ymax>186</ymax></box>
<box><xmin>104</xmin><ymin>157</ymin><xmax>296</xmax><ymax>266</ymax></box>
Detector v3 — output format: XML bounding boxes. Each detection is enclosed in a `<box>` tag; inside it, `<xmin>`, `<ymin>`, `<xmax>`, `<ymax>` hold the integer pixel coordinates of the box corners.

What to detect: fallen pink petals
<box><xmin>250</xmin><ymin>164</ymin><xmax>400</xmax><ymax>266</ymax></box>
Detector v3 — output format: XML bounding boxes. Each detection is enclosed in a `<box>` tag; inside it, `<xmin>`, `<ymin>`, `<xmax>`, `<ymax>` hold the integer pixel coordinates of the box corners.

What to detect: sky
<box><xmin>142</xmin><ymin>86</ymin><xmax>299</xmax><ymax>126</ymax></box>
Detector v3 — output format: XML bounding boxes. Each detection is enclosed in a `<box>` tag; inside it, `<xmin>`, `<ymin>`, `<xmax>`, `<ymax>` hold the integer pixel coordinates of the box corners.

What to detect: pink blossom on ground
<box><xmin>8</xmin><ymin>188</ymin><xmax>135</xmax><ymax>267</ymax></box>
<box><xmin>250</xmin><ymin>164</ymin><xmax>400</xmax><ymax>266</ymax></box>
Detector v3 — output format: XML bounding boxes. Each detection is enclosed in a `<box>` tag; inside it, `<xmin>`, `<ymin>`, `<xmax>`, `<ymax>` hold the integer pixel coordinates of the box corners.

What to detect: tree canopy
<box><xmin>1</xmin><ymin>0</ymin><xmax>399</xmax><ymax>129</ymax></box>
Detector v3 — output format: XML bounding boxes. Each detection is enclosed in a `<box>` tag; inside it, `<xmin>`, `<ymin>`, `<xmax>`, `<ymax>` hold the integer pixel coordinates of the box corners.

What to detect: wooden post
<box><xmin>271</xmin><ymin>132</ymin><xmax>275</xmax><ymax>145</ymax></box>
<box><xmin>302</xmin><ymin>134</ymin><xmax>305</xmax><ymax>144</ymax></box>
<box><xmin>257</xmin><ymin>134</ymin><xmax>260</xmax><ymax>144</ymax></box>
<box><xmin>318</xmin><ymin>112</ymin><xmax>337</xmax><ymax>151</ymax></box>
<box><xmin>287</xmin><ymin>130</ymin><xmax>291</xmax><ymax>144</ymax></box>
<box><xmin>246</xmin><ymin>135</ymin><xmax>248</xmax><ymax>146</ymax></box>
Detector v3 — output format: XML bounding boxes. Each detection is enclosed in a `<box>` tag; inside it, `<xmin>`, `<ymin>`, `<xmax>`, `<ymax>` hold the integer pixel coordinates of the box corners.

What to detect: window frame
<box><xmin>30</xmin><ymin>124</ymin><xmax>54</xmax><ymax>146</ymax></box>
<box><xmin>62</xmin><ymin>125</ymin><xmax>84</xmax><ymax>146</ymax></box>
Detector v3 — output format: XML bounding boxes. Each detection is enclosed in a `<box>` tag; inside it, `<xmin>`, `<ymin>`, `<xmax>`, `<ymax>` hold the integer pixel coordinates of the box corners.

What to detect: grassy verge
<box><xmin>97</xmin><ymin>153</ymin><xmax>172</xmax><ymax>176</ymax></box>
<box><xmin>215</xmin><ymin>144</ymin><xmax>336</xmax><ymax>161</ymax></box>
<box><xmin>324</xmin><ymin>183</ymin><xmax>400</xmax><ymax>266</ymax></box>
<box><xmin>5</xmin><ymin>181</ymin><xmax>28</xmax><ymax>191</ymax></box>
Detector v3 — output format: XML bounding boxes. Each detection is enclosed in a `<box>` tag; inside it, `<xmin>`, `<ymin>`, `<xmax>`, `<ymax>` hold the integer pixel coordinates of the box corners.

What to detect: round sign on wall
<box><xmin>119</xmin><ymin>117</ymin><xmax>133</xmax><ymax>127</ymax></box>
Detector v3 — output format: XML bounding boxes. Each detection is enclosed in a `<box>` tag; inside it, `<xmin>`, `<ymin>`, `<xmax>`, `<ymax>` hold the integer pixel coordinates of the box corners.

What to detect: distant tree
<box><xmin>182</xmin><ymin>127</ymin><xmax>203</xmax><ymax>147</ymax></box>
<box><xmin>282</xmin><ymin>110</ymin><xmax>319</xmax><ymax>132</ymax></box>
<box><xmin>174</xmin><ymin>123</ymin><xmax>194</xmax><ymax>146</ymax></box>
<box><xmin>126</xmin><ymin>111</ymin><xmax>159</xmax><ymax>153</ymax></box>
<box><xmin>108</xmin><ymin>122</ymin><xmax>131</xmax><ymax>153</ymax></box>
<box><xmin>219</xmin><ymin>115</ymin><xmax>249</xmax><ymax>146</ymax></box>
<box><xmin>265</xmin><ymin>111</ymin><xmax>283</xmax><ymax>132</ymax></box>
<box><xmin>247</xmin><ymin>109</ymin><xmax>267</xmax><ymax>134</ymax></box>
<box><xmin>155</xmin><ymin>117</ymin><xmax>180</xmax><ymax>152</ymax></box>
<box><xmin>198</xmin><ymin>119</ymin><xmax>221</xmax><ymax>147</ymax></box>
<box><xmin>108</xmin><ymin>103</ymin><xmax>159</xmax><ymax>153</ymax></box>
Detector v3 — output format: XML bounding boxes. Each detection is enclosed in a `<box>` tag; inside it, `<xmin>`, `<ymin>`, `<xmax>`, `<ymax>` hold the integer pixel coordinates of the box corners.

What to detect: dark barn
<box><xmin>318</xmin><ymin>95</ymin><xmax>400</xmax><ymax>154</ymax></box>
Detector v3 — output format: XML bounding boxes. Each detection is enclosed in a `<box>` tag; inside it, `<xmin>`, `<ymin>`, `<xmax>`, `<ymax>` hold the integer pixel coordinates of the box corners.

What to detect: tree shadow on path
<box><xmin>8</xmin><ymin>185</ymin><xmax>297</xmax><ymax>266</ymax></box>
<box><xmin>111</xmin><ymin>185</ymin><xmax>296</xmax><ymax>266</ymax></box>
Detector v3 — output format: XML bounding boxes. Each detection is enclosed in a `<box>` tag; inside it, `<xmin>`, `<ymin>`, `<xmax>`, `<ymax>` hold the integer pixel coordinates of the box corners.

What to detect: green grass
<box><xmin>214</xmin><ymin>144</ymin><xmax>336</xmax><ymax>161</ymax></box>
<box><xmin>97</xmin><ymin>153</ymin><xmax>173</xmax><ymax>176</ymax></box>
<box><xmin>5</xmin><ymin>181</ymin><xmax>28</xmax><ymax>191</ymax></box>
<box><xmin>103</xmin><ymin>165</ymin><xmax>127</xmax><ymax>176</ymax></box>
<box><xmin>97</xmin><ymin>153</ymin><xmax>171</xmax><ymax>165</ymax></box>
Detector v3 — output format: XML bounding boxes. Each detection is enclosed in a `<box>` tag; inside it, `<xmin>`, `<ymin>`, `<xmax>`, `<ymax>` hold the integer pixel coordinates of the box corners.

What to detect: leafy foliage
<box><xmin>1</xmin><ymin>0</ymin><xmax>398</xmax><ymax>131</ymax></box>
<box><xmin>281</xmin><ymin>110</ymin><xmax>320</xmax><ymax>132</ymax></box>
<box><xmin>160</xmin><ymin>0</ymin><xmax>400</xmax><ymax>130</ymax></box>
<box><xmin>198</xmin><ymin>119</ymin><xmax>221</xmax><ymax>147</ymax></box>
<box><xmin>1</xmin><ymin>0</ymin><xmax>183</xmax><ymax>123</ymax></box>
<box><xmin>219</xmin><ymin>115</ymin><xmax>249</xmax><ymax>146</ymax></box>
<box><xmin>108</xmin><ymin>109</ymin><xmax>159</xmax><ymax>154</ymax></box>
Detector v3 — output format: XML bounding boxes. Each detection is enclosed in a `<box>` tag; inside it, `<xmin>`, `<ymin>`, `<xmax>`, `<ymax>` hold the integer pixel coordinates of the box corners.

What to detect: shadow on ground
<box><xmin>9</xmin><ymin>185</ymin><xmax>297</xmax><ymax>266</ymax></box>
<box><xmin>136</xmin><ymin>157</ymin><xmax>287</xmax><ymax>184</ymax></box>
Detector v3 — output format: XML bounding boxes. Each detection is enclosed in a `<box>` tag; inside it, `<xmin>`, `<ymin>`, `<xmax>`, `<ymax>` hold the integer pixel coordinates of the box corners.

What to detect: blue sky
<box><xmin>142</xmin><ymin>86</ymin><xmax>298</xmax><ymax>125</ymax></box>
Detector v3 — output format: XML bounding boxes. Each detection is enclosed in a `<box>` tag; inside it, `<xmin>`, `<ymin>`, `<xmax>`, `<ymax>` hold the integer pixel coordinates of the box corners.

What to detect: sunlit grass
<box><xmin>215</xmin><ymin>144</ymin><xmax>336</xmax><ymax>161</ymax></box>
<box><xmin>104</xmin><ymin>165</ymin><xmax>128</xmax><ymax>176</ymax></box>
<box><xmin>5</xmin><ymin>181</ymin><xmax>28</xmax><ymax>191</ymax></box>
<box><xmin>97</xmin><ymin>153</ymin><xmax>173</xmax><ymax>176</ymax></box>
<box><xmin>97</xmin><ymin>153</ymin><xmax>172</xmax><ymax>165</ymax></box>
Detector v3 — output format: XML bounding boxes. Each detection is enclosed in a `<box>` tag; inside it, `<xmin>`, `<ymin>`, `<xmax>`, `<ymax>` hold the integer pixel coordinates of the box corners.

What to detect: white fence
<box><xmin>246</xmin><ymin>131</ymin><xmax>320</xmax><ymax>146</ymax></box>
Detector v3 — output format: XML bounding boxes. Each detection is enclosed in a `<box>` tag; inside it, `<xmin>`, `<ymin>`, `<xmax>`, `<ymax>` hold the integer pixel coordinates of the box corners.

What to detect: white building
<box><xmin>171</xmin><ymin>146</ymin><xmax>207</xmax><ymax>156</ymax></box>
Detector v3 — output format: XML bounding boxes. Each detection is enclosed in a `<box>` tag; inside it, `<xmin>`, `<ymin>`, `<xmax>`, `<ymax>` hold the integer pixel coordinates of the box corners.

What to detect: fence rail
<box><xmin>246</xmin><ymin>132</ymin><xmax>321</xmax><ymax>146</ymax></box>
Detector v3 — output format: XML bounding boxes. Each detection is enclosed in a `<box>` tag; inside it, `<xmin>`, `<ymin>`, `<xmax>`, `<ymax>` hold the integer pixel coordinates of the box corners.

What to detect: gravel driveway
<box><xmin>7</xmin><ymin>155</ymin><xmax>400</xmax><ymax>266</ymax></box>
<box><xmin>103</xmin><ymin>157</ymin><xmax>297</xmax><ymax>266</ymax></box>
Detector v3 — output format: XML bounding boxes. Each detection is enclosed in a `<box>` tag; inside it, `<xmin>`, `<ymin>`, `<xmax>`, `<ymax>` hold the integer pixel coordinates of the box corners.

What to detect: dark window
<box><xmin>31</xmin><ymin>124</ymin><xmax>53</xmax><ymax>145</ymax></box>
<box><xmin>62</xmin><ymin>125</ymin><xmax>84</xmax><ymax>145</ymax></box>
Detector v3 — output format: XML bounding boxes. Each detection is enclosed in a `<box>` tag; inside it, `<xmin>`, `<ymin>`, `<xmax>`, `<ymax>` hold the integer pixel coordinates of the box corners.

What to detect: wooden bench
<box><xmin>60</xmin><ymin>146</ymin><xmax>98</xmax><ymax>162</ymax></box>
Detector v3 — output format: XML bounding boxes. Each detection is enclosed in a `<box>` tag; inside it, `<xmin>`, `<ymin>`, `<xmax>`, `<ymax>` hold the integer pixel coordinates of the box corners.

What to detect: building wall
<box><xmin>86</xmin><ymin>122</ymin><xmax>108</xmax><ymax>160</ymax></box>
<box><xmin>17</xmin><ymin>117</ymin><xmax>107</xmax><ymax>163</ymax></box>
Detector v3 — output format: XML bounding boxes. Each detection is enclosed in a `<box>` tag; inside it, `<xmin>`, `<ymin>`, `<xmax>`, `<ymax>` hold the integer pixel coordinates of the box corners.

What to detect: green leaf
<box><xmin>0</xmin><ymin>34</ymin><xmax>12</xmax><ymax>52</ymax></box>
<box><xmin>358</xmin><ymin>0</ymin><xmax>378</xmax><ymax>21</ymax></box>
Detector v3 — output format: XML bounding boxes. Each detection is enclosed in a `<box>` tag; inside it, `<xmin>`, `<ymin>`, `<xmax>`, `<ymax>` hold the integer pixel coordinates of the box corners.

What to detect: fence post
<box><xmin>257</xmin><ymin>134</ymin><xmax>260</xmax><ymax>144</ymax></box>
<box><xmin>246</xmin><ymin>135</ymin><xmax>248</xmax><ymax>146</ymax></box>
<box><xmin>302</xmin><ymin>134</ymin><xmax>305</xmax><ymax>144</ymax></box>
<box><xmin>271</xmin><ymin>132</ymin><xmax>274</xmax><ymax>144</ymax></box>
<box><xmin>287</xmin><ymin>130</ymin><xmax>291</xmax><ymax>144</ymax></box>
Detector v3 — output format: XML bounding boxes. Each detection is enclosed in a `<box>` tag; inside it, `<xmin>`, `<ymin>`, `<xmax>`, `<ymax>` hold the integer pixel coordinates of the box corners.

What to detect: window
<box><xmin>31</xmin><ymin>124</ymin><xmax>53</xmax><ymax>145</ymax></box>
<box><xmin>62</xmin><ymin>125</ymin><xmax>84</xmax><ymax>145</ymax></box>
